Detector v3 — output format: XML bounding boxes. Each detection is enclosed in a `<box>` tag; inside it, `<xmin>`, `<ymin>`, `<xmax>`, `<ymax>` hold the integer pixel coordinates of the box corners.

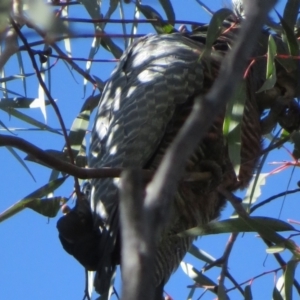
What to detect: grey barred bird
<box><xmin>57</xmin><ymin>14</ymin><xmax>300</xmax><ymax>299</ymax></box>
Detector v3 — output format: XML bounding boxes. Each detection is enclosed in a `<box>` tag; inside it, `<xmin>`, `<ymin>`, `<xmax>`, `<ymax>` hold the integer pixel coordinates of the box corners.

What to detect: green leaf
<box><xmin>80</xmin><ymin>0</ymin><xmax>101</xmax><ymax>20</ymax></box>
<box><xmin>0</xmin><ymin>107</ymin><xmax>61</xmax><ymax>135</ymax></box>
<box><xmin>284</xmin><ymin>258</ymin><xmax>298</xmax><ymax>300</ymax></box>
<box><xmin>276</xmin><ymin>275</ymin><xmax>285</xmax><ymax>298</ymax></box>
<box><xmin>0</xmin><ymin>0</ymin><xmax>10</xmax><ymax>33</ymax></box>
<box><xmin>204</xmin><ymin>8</ymin><xmax>233</xmax><ymax>54</ymax></box>
<box><xmin>0</xmin><ymin>177</ymin><xmax>67</xmax><ymax>222</ymax></box>
<box><xmin>266</xmin><ymin>244</ymin><xmax>286</xmax><ymax>254</ymax></box>
<box><xmin>275</xmin><ymin>41</ymin><xmax>297</xmax><ymax>73</ymax></box>
<box><xmin>280</xmin><ymin>129</ymin><xmax>290</xmax><ymax>140</ymax></box>
<box><xmin>243</xmin><ymin>173</ymin><xmax>268</xmax><ymax>210</ymax></box>
<box><xmin>0</xmin><ymin>120</ymin><xmax>17</xmax><ymax>135</ymax></box>
<box><xmin>26</xmin><ymin>197</ymin><xmax>67</xmax><ymax>217</ymax></box>
<box><xmin>81</xmin><ymin>93</ymin><xmax>101</xmax><ymax>112</ymax></box>
<box><xmin>45</xmin><ymin>97</ymin><xmax>92</xmax><ymax>178</ymax></box>
<box><xmin>273</xmin><ymin>287</ymin><xmax>284</xmax><ymax>300</ymax></box>
<box><xmin>0</xmin><ymin>86</ymin><xmax>24</xmax><ymax>97</ymax></box>
<box><xmin>6</xmin><ymin>146</ymin><xmax>35</xmax><ymax>181</ymax></box>
<box><xmin>223</xmin><ymin>81</ymin><xmax>247</xmax><ymax>174</ymax></box>
<box><xmin>180</xmin><ymin>217</ymin><xmax>296</xmax><ymax>236</ymax></box>
<box><xmin>180</xmin><ymin>262</ymin><xmax>217</xmax><ymax>293</ymax></box>
<box><xmin>276</xmin><ymin>11</ymin><xmax>299</xmax><ymax>57</ymax></box>
<box><xmin>100</xmin><ymin>35</ymin><xmax>123</xmax><ymax>59</ymax></box>
<box><xmin>257</xmin><ymin>35</ymin><xmax>277</xmax><ymax>93</ymax></box>
<box><xmin>137</xmin><ymin>4</ymin><xmax>174</xmax><ymax>34</ymax></box>
<box><xmin>63</xmin><ymin>109</ymin><xmax>90</xmax><ymax>157</ymax></box>
<box><xmin>188</xmin><ymin>244</ymin><xmax>216</xmax><ymax>264</ymax></box>
<box><xmin>105</xmin><ymin>0</ymin><xmax>119</xmax><ymax>20</ymax></box>
<box><xmin>283</xmin><ymin>0</ymin><xmax>300</xmax><ymax>33</ymax></box>
<box><xmin>61</xmin><ymin>4</ymin><xmax>72</xmax><ymax>60</ymax></box>
<box><xmin>0</xmin><ymin>98</ymin><xmax>51</xmax><ymax>109</ymax></box>
<box><xmin>0</xmin><ymin>72</ymin><xmax>35</xmax><ymax>83</ymax></box>
<box><xmin>240</xmin><ymin>218</ymin><xmax>299</xmax><ymax>256</ymax></box>
<box><xmin>244</xmin><ymin>285</ymin><xmax>253</xmax><ymax>300</ymax></box>
<box><xmin>158</xmin><ymin>0</ymin><xmax>175</xmax><ymax>25</ymax></box>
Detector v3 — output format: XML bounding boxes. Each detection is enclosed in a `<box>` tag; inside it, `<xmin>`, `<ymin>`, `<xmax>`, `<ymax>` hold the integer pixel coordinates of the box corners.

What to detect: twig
<box><xmin>251</xmin><ymin>188</ymin><xmax>300</xmax><ymax>213</ymax></box>
<box><xmin>61</xmin><ymin>17</ymin><xmax>206</xmax><ymax>27</ymax></box>
<box><xmin>218</xmin><ymin>233</ymin><xmax>239</xmax><ymax>296</ymax></box>
<box><xmin>225</xmin><ymin>271</ymin><xmax>244</xmax><ymax>295</ymax></box>
<box><xmin>226</xmin><ymin>267</ymin><xmax>282</xmax><ymax>292</ymax></box>
<box><xmin>260</xmin><ymin>135</ymin><xmax>290</xmax><ymax>156</ymax></box>
<box><xmin>48</xmin><ymin>53</ymin><xmax>118</xmax><ymax>63</ymax></box>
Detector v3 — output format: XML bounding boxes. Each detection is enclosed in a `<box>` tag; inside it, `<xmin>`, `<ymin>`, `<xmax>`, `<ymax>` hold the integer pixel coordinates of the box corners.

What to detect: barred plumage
<box><xmin>89</xmin><ymin>31</ymin><xmax>249</xmax><ymax>294</ymax></box>
<box><xmin>57</xmin><ymin>19</ymin><xmax>300</xmax><ymax>299</ymax></box>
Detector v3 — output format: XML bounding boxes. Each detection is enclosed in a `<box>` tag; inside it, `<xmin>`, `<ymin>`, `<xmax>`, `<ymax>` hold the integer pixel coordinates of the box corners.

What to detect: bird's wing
<box><xmin>88</xmin><ymin>33</ymin><xmax>206</xmax><ymax>294</ymax></box>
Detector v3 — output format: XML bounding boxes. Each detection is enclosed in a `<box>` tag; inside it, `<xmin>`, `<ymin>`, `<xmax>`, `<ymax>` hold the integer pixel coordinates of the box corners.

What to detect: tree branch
<box><xmin>119</xmin><ymin>169</ymin><xmax>155</xmax><ymax>300</ymax></box>
<box><xmin>0</xmin><ymin>134</ymin><xmax>212</xmax><ymax>182</ymax></box>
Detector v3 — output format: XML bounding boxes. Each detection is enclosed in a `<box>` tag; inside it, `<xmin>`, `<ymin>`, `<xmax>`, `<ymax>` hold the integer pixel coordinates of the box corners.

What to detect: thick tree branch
<box><xmin>119</xmin><ymin>169</ymin><xmax>155</xmax><ymax>300</ymax></box>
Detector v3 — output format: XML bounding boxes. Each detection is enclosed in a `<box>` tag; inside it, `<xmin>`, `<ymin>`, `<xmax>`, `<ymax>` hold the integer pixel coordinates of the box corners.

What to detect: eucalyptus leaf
<box><xmin>180</xmin><ymin>262</ymin><xmax>217</xmax><ymax>292</ymax></box>
<box><xmin>266</xmin><ymin>244</ymin><xmax>286</xmax><ymax>254</ymax></box>
<box><xmin>0</xmin><ymin>177</ymin><xmax>67</xmax><ymax>222</ymax></box>
<box><xmin>63</xmin><ymin>109</ymin><xmax>90</xmax><ymax>156</ymax></box>
<box><xmin>6</xmin><ymin>146</ymin><xmax>35</xmax><ymax>181</ymax></box>
<box><xmin>180</xmin><ymin>217</ymin><xmax>296</xmax><ymax>236</ymax></box>
<box><xmin>137</xmin><ymin>4</ymin><xmax>174</xmax><ymax>34</ymax></box>
<box><xmin>257</xmin><ymin>35</ymin><xmax>277</xmax><ymax>93</ymax></box>
<box><xmin>0</xmin><ymin>107</ymin><xmax>61</xmax><ymax>135</ymax></box>
<box><xmin>273</xmin><ymin>287</ymin><xmax>284</xmax><ymax>300</ymax></box>
<box><xmin>244</xmin><ymin>285</ymin><xmax>253</xmax><ymax>300</ymax></box>
<box><xmin>0</xmin><ymin>98</ymin><xmax>51</xmax><ymax>109</ymax></box>
<box><xmin>188</xmin><ymin>244</ymin><xmax>216</xmax><ymax>264</ymax></box>
<box><xmin>223</xmin><ymin>81</ymin><xmax>247</xmax><ymax>174</ymax></box>
<box><xmin>284</xmin><ymin>258</ymin><xmax>298</xmax><ymax>300</ymax></box>
<box><xmin>26</xmin><ymin>197</ymin><xmax>67</xmax><ymax>217</ymax></box>
<box><xmin>202</xmin><ymin>8</ymin><xmax>233</xmax><ymax>58</ymax></box>
<box><xmin>0</xmin><ymin>72</ymin><xmax>35</xmax><ymax>83</ymax></box>
<box><xmin>158</xmin><ymin>0</ymin><xmax>175</xmax><ymax>25</ymax></box>
<box><xmin>283</xmin><ymin>0</ymin><xmax>300</xmax><ymax>33</ymax></box>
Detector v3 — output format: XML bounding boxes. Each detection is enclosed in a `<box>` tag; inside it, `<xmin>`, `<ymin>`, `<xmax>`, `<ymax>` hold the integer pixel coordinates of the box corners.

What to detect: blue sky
<box><xmin>1</xmin><ymin>0</ymin><xmax>299</xmax><ymax>299</ymax></box>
